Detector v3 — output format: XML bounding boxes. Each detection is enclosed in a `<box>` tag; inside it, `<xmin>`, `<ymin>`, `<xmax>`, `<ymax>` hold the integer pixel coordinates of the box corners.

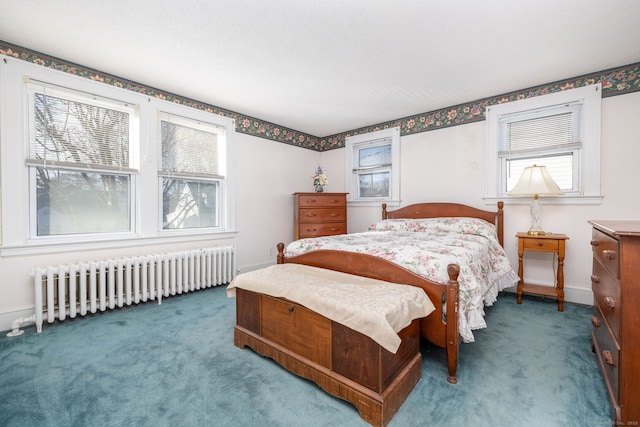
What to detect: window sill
<box><xmin>0</xmin><ymin>231</ymin><xmax>238</xmax><ymax>258</ymax></box>
<box><xmin>347</xmin><ymin>199</ymin><xmax>401</xmax><ymax>208</ymax></box>
<box><xmin>483</xmin><ymin>195</ymin><xmax>603</xmax><ymax>206</ymax></box>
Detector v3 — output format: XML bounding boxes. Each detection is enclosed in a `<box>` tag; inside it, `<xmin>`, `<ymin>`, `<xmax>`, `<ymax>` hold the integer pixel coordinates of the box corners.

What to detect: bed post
<box><xmin>382</xmin><ymin>203</ymin><xmax>388</xmax><ymax>219</ymax></box>
<box><xmin>277</xmin><ymin>243</ymin><xmax>285</xmax><ymax>264</ymax></box>
<box><xmin>496</xmin><ymin>201</ymin><xmax>504</xmax><ymax>247</ymax></box>
<box><xmin>446</xmin><ymin>264</ymin><xmax>460</xmax><ymax>384</ymax></box>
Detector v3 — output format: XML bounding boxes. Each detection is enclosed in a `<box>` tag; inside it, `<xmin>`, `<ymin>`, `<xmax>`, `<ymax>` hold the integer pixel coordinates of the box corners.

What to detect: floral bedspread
<box><xmin>285</xmin><ymin>217</ymin><xmax>520</xmax><ymax>343</ymax></box>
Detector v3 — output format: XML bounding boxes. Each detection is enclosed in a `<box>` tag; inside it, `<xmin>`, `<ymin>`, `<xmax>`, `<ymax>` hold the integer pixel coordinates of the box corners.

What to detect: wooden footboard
<box><xmin>276</xmin><ymin>244</ymin><xmax>461</xmax><ymax>384</ymax></box>
<box><xmin>234</xmin><ymin>288</ymin><xmax>422</xmax><ymax>427</ymax></box>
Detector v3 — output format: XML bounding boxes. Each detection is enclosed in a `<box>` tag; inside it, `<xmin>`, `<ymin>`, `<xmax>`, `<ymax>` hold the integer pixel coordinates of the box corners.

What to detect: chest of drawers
<box><xmin>294</xmin><ymin>192</ymin><xmax>347</xmax><ymax>239</ymax></box>
<box><xmin>588</xmin><ymin>220</ymin><xmax>640</xmax><ymax>424</ymax></box>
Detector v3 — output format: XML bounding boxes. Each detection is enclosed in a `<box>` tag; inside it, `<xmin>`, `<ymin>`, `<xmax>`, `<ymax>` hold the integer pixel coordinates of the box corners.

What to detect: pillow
<box><xmin>369</xmin><ymin>217</ymin><xmax>497</xmax><ymax>240</ymax></box>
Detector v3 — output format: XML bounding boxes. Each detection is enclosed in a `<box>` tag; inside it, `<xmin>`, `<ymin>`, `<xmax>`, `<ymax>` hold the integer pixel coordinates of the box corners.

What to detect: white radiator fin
<box><xmin>32</xmin><ymin>246</ymin><xmax>235</xmax><ymax>332</ymax></box>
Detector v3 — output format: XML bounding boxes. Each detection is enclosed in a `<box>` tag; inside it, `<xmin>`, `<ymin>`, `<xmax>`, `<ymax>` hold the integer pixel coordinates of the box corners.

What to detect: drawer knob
<box><xmin>306</xmin><ymin>228</ymin><xmax>317</xmax><ymax>232</ymax></box>
<box><xmin>306</xmin><ymin>199</ymin><xmax>317</xmax><ymax>204</ymax></box>
<box><xmin>537</xmin><ymin>242</ymin><xmax>544</xmax><ymax>247</ymax></box>
<box><xmin>591</xmin><ymin>316</ymin><xmax>601</xmax><ymax>328</ymax></box>
<box><xmin>288</xmin><ymin>306</ymin><xmax>294</xmax><ymax>313</ymax></box>
<box><xmin>590</xmin><ymin>240</ymin><xmax>600</xmax><ymax>246</ymax></box>
<box><xmin>590</xmin><ymin>275</ymin><xmax>600</xmax><ymax>283</ymax></box>
<box><xmin>329</xmin><ymin>213</ymin><xmax>338</xmax><ymax>217</ymax></box>
<box><xmin>603</xmin><ymin>350</ymin><xmax>615</xmax><ymax>367</ymax></box>
<box><xmin>305</xmin><ymin>213</ymin><xmax>317</xmax><ymax>217</ymax></box>
<box><xmin>602</xmin><ymin>250</ymin><xmax>616</xmax><ymax>260</ymax></box>
<box><xmin>604</xmin><ymin>296</ymin><xmax>616</xmax><ymax>309</ymax></box>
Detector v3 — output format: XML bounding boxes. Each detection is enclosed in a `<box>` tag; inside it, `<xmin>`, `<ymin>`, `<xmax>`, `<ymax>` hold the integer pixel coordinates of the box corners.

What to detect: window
<box><xmin>346</xmin><ymin>127</ymin><xmax>400</xmax><ymax>205</ymax></box>
<box><xmin>485</xmin><ymin>84</ymin><xmax>602</xmax><ymax>205</ymax></box>
<box><xmin>26</xmin><ymin>81</ymin><xmax>137</xmax><ymax>237</ymax></box>
<box><xmin>159</xmin><ymin>113</ymin><xmax>226</xmax><ymax>231</ymax></box>
<box><xmin>0</xmin><ymin>56</ymin><xmax>236</xmax><ymax>255</ymax></box>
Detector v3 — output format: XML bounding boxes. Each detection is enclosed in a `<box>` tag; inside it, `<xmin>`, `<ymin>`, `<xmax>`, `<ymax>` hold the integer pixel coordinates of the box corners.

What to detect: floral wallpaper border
<box><xmin>316</xmin><ymin>62</ymin><xmax>640</xmax><ymax>151</ymax></box>
<box><xmin>1</xmin><ymin>40</ymin><xmax>639</xmax><ymax>152</ymax></box>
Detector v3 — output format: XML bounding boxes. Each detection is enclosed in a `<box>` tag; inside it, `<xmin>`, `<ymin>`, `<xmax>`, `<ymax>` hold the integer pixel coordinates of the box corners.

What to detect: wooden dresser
<box><xmin>588</xmin><ymin>220</ymin><xmax>640</xmax><ymax>424</ymax></box>
<box><xmin>294</xmin><ymin>192</ymin><xmax>347</xmax><ymax>240</ymax></box>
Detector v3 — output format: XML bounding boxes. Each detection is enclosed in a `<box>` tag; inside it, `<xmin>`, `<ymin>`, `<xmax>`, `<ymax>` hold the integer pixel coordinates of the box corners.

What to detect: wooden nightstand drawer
<box><xmin>591</xmin><ymin>260</ymin><xmax>621</xmax><ymax>342</ymax></box>
<box><xmin>521</xmin><ymin>237</ymin><xmax>559</xmax><ymax>252</ymax></box>
<box><xmin>297</xmin><ymin>194</ymin><xmax>346</xmax><ymax>208</ymax></box>
<box><xmin>591</xmin><ymin>229</ymin><xmax>620</xmax><ymax>279</ymax></box>
<box><xmin>298</xmin><ymin>208</ymin><xmax>346</xmax><ymax>223</ymax></box>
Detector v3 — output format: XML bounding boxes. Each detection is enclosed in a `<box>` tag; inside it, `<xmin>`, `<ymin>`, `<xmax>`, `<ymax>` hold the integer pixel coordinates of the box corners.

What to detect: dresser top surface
<box><xmin>589</xmin><ymin>220</ymin><xmax>640</xmax><ymax>236</ymax></box>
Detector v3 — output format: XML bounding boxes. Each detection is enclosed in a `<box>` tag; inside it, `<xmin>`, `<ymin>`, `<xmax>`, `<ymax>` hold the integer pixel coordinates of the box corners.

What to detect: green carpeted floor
<box><xmin>0</xmin><ymin>286</ymin><xmax>611</xmax><ymax>427</ymax></box>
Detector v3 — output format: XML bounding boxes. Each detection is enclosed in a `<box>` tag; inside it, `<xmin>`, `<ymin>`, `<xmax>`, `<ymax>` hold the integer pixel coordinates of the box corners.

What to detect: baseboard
<box><xmin>237</xmin><ymin>261</ymin><xmax>276</xmax><ymax>275</ymax></box>
<box><xmin>502</xmin><ymin>284</ymin><xmax>593</xmax><ymax>306</ymax></box>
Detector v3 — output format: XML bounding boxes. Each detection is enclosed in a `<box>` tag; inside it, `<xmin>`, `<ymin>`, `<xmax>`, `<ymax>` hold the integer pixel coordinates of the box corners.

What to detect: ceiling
<box><xmin>1</xmin><ymin>0</ymin><xmax>640</xmax><ymax>137</ymax></box>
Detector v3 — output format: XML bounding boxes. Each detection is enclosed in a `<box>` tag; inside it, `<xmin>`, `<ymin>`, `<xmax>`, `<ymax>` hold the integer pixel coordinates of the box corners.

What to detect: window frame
<box><xmin>0</xmin><ymin>55</ymin><xmax>236</xmax><ymax>256</ymax></box>
<box><xmin>25</xmin><ymin>80</ymin><xmax>139</xmax><ymax>240</ymax></box>
<box><xmin>157</xmin><ymin>110</ymin><xmax>229</xmax><ymax>234</ymax></box>
<box><xmin>485</xmin><ymin>84</ymin><xmax>602</xmax><ymax>206</ymax></box>
<box><xmin>345</xmin><ymin>127</ymin><xmax>400</xmax><ymax>207</ymax></box>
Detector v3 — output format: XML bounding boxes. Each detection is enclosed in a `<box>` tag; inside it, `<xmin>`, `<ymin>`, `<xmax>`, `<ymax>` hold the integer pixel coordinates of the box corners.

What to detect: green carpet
<box><xmin>0</xmin><ymin>287</ymin><xmax>611</xmax><ymax>427</ymax></box>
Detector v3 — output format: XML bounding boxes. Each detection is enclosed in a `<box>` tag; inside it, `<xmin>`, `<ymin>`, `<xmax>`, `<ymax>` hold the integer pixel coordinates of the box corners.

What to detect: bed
<box><xmin>277</xmin><ymin>201</ymin><xmax>519</xmax><ymax>383</ymax></box>
<box><xmin>229</xmin><ymin>263</ymin><xmax>436</xmax><ymax>427</ymax></box>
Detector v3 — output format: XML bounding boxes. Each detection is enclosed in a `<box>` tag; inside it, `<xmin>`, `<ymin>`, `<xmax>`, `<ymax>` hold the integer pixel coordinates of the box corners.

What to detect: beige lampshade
<box><xmin>509</xmin><ymin>165</ymin><xmax>563</xmax><ymax>196</ymax></box>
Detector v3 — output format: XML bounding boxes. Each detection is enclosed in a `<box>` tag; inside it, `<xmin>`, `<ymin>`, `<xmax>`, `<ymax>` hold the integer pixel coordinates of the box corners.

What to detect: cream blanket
<box><xmin>227</xmin><ymin>264</ymin><xmax>435</xmax><ymax>354</ymax></box>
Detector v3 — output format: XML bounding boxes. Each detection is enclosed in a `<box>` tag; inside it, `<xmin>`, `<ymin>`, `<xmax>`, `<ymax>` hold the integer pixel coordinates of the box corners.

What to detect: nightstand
<box><xmin>516</xmin><ymin>232</ymin><xmax>569</xmax><ymax>311</ymax></box>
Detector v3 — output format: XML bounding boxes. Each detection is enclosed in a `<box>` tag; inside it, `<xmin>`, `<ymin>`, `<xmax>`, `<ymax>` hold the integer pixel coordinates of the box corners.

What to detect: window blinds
<box><xmin>353</xmin><ymin>138</ymin><xmax>392</xmax><ymax>172</ymax></box>
<box><xmin>26</xmin><ymin>80</ymin><xmax>134</xmax><ymax>171</ymax></box>
<box><xmin>158</xmin><ymin>113</ymin><xmax>223</xmax><ymax>179</ymax></box>
<box><xmin>499</xmin><ymin>104</ymin><xmax>582</xmax><ymax>157</ymax></box>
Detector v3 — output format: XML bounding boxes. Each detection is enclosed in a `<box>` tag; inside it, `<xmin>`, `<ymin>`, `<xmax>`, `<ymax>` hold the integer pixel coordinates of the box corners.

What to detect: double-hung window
<box><xmin>486</xmin><ymin>84</ymin><xmax>602</xmax><ymax>204</ymax></box>
<box><xmin>159</xmin><ymin>112</ymin><xmax>227</xmax><ymax>231</ymax></box>
<box><xmin>0</xmin><ymin>56</ymin><xmax>237</xmax><ymax>255</ymax></box>
<box><xmin>346</xmin><ymin>127</ymin><xmax>400</xmax><ymax>205</ymax></box>
<box><xmin>26</xmin><ymin>81</ymin><xmax>136</xmax><ymax>238</ymax></box>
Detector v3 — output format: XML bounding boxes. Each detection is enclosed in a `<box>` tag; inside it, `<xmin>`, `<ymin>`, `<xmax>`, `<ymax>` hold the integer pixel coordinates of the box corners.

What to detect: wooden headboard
<box><xmin>382</xmin><ymin>201</ymin><xmax>505</xmax><ymax>247</ymax></box>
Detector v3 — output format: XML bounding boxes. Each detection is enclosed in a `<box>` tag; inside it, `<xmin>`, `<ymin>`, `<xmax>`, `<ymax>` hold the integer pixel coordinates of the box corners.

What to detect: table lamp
<box><xmin>509</xmin><ymin>164</ymin><xmax>563</xmax><ymax>235</ymax></box>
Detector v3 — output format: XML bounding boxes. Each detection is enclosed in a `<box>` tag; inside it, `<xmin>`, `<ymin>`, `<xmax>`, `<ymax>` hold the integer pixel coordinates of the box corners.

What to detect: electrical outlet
<box><xmin>267</xmin><ymin>247</ymin><xmax>274</xmax><ymax>256</ymax></box>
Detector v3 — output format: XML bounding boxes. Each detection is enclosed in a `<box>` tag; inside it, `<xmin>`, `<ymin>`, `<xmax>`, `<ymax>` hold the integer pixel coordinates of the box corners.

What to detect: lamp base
<box><xmin>528</xmin><ymin>196</ymin><xmax>546</xmax><ymax>236</ymax></box>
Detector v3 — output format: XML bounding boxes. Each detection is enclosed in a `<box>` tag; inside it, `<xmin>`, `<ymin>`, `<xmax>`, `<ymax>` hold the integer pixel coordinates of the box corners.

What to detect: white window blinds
<box><xmin>499</xmin><ymin>104</ymin><xmax>582</xmax><ymax>157</ymax></box>
<box><xmin>158</xmin><ymin>113</ymin><xmax>224</xmax><ymax>179</ymax></box>
<box><xmin>26</xmin><ymin>80</ymin><xmax>134</xmax><ymax>171</ymax></box>
<box><xmin>353</xmin><ymin>138</ymin><xmax>392</xmax><ymax>171</ymax></box>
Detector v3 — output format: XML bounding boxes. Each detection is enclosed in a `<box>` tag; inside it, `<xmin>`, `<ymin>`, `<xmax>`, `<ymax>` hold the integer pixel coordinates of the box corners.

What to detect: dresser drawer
<box><xmin>592</xmin><ymin>306</ymin><xmax>620</xmax><ymax>402</ymax></box>
<box><xmin>297</xmin><ymin>194</ymin><xmax>346</xmax><ymax>208</ymax></box>
<box><xmin>298</xmin><ymin>223</ymin><xmax>347</xmax><ymax>238</ymax></box>
<box><xmin>260</xmin><ymin>295</ymin><xmax>331</xmax><ymax>367</ymax></box>
<box><xmin>521</xmin><ymin>237</ymin><xmax>559</xmax><ymax>252</ymax></box>
<box><xmin>298</xmin><ymin>208</ymin><xmax>346</xmax><ymax>223</ymax></box>
<box><xmin>591</xmin><ymin>229</ymin><xmax>620</xmax><ymax>279</ymax></box>
<box><xmin>591</xmin><ymin>260</ymin><xmax>621</xmax><ymax>342</ymax></box>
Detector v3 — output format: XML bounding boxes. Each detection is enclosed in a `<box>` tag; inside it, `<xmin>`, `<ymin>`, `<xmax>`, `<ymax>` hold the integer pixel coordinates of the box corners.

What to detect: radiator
<box><xmin>31</xmin><ymin>246</ymin><xmax>235</xmax><ymax>333</ymax></box>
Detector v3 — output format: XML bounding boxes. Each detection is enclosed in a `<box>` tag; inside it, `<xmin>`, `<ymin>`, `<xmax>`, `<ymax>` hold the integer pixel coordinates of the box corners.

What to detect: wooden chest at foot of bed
<box><xmin>234</xmin><ymin>288</ymin><xmax>422</xmax><ymax>427</ymax></box>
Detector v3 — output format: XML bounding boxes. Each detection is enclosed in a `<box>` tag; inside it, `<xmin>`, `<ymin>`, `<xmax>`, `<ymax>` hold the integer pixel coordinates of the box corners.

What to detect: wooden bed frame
<box><xmin>234</xmin><ymin>287</ymin><xmax>423</xmax><ymax>427</ymax></box>
<box><xmin>277</xmin><ymin>201</ymin><xmax>505</xmax><ymax>384</ymax></box>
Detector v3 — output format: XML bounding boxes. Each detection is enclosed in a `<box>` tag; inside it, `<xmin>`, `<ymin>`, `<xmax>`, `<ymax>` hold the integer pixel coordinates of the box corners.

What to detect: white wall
<box><xmin>321</xmin><ymin>91</ymin><xmax>640</xmax><ymax>305</ymax></box>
